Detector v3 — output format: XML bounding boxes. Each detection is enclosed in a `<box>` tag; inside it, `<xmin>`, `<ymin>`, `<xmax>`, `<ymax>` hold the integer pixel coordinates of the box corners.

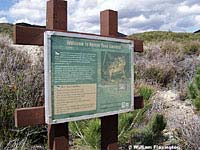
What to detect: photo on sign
<box><xmin>101</xmin><ymin>51</ymin><xmax>130</xmax><ymax>84</ymax></box>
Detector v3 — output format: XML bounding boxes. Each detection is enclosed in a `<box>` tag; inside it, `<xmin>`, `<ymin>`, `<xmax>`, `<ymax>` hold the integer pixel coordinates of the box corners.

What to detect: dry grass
<box><xmin>0</xmin><ymin>34</ymin><xmax>46</xmax><ymax>149</ymax></box>
<box><xmin>0</xmin><ymin>34</ymin><xmax>12</xmax><ymax>49</ymax></box>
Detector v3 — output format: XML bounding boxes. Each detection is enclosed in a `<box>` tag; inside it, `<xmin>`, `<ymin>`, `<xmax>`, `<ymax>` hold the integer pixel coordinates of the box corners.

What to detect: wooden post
<box><xmin>46</xmin><ymin>0</ymin><xmax>67</xmax><ymax>31</ymax></box>
<box><xmin>48</xmin><ymin>123</ymin><xmax>69</xmax><ymax>150</ymax></box>
<box><xmin>46</xmin><ymin>0</ymin><xmax>69</xmax><ymax>150</ymax></box>
<box><xmin>100</xmin><ymin>10</ymin><xmax>118</xmax><ymax>37</ymax></box>
<box><xmin>100</xmin><ymin>10</ymin><xmax>118</xmax><ymax>150</ymax></box>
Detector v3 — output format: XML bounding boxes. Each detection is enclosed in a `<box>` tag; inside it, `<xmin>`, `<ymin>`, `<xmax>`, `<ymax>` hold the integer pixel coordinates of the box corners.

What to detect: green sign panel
<box><xmin>44</xmin><ymin>31</ymin><xmax>134</xmax><ymax>124</ymax></box>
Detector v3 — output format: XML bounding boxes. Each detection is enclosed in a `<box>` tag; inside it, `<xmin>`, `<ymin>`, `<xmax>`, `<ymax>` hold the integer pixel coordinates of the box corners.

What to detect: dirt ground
<box><xmin>149</xmin><ymin>90</ymin><xmax>200</xmax><ymax>149</ymax></box>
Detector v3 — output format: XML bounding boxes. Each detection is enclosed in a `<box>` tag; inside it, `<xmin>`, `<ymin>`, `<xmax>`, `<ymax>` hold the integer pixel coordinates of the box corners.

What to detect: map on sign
<box><xmin>44</xmin><ymin>31</ymin><xmax>134</xmax><ymax>124</ymax></box>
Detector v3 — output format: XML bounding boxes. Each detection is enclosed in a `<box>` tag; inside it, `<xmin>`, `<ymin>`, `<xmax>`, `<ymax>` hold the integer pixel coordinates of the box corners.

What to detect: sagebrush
<box><xmin>0</xmin><ymin>34</ymin><xmax>46</xmax><ymax>149</ymax></box>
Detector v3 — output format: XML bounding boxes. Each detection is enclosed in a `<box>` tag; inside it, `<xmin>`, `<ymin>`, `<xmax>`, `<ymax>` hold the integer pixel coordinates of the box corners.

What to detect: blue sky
<box><xmin>0</xmin><ymin>1</ymin><xmax>14</xmax><ymax>10</ymax></box>
<box><xmin>0</xmin><ymin>0</ymin><xmax>200</xmax><ymax>34</ymax></box>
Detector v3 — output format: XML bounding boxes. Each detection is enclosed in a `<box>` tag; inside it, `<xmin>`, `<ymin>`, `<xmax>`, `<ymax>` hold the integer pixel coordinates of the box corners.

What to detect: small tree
<box><xmin>188</xmin><ymin>67</ymin><xmax>200</xmax><ymax>111</ymax></box>
<box><xmin>141</xmin><ymin>113</ymin><xmax>166</xmax><ymax>145</ymax></box>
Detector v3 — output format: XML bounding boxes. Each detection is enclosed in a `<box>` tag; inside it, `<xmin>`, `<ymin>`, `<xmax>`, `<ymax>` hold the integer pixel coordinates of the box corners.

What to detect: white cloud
<box><xmin>178</xmin><ymin>4</ymin><xmax>200</xmax><ymax>15</ymax></box>
<box><xmin>195</xmin><ymin>15</ymin><xmax>200</xmax><ymax>25</ymax></box>
<box><xmin>0</xmin><ymin>17</ymin><xmax>8</xmax><ymax>23</ymax></box>
<box><xmin>67</xmin><ymin>0</ymin><xmax>200</xmax><ymax>34</ymax></box>
<box><xmin>5</xmin><ymin>0</ymin><xmax>200</xmax><ymax>34</ymax></box>
<box><xmin>9</xmin><ymin>0</ymin><xmax>46</xmax><ymax>25</ymax></box>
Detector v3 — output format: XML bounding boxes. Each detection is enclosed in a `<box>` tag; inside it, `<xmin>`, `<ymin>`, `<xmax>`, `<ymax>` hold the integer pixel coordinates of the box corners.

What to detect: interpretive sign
<box><xmin>44</xmin><ymin>31</ymin><xmax>134</xmax><ymax>124</ymax></box>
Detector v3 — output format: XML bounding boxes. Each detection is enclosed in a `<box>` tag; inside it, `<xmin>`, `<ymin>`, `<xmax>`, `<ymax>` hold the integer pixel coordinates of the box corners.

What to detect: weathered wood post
<box><xmin>100</xmin><ymin>10</ymin><xmax>144</xmax><ymax>150</ymax></box>
<box><xmin>46</xmin><ymin>1</ymin><xmax>69</xmax><ymax>149</ymax></box>
<box><xmin>100</xmin><ymin>10</ymin><xmax>119</xmax><ymax>150</ymax></box>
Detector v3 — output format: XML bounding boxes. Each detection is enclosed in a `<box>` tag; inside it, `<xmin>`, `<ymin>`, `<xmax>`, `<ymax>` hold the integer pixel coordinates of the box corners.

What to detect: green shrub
<box><xmin>142</xmin><ymin>128</ymin><xmax>154</xmax><ymax>145</ymax></box>
<box><xmin>141</xmin><ymin>114</ymin><xmax>166</xmax><ymax>145</ymax></box>
<box><xmin>118</xmin><ymin>113</ymin><xmax>135</xmax><ymax>145</ymax></box>
<box><xmin>194</xmin><ymin>97</ymin><xmax>200</xmax><ymax>111</ymax></box>
<box><xmin>188</xmin><ymin>67</ymin><xmax>200</xmax><ymax>111</ymax></box>
<box><xmin>69</xmin><ymin>119</ymin><xmax>101</xmax><ymax>149</ymax></box>
<box><xmin>129</xmin><ymin>113</ymin><xmax>166</xmax><ymax>146</ymax></box>
<box><xmin>70</xmin><ymin>113</ymin><xmax>141</xmax><ymax>149</ymax></box>
<box><xmin>195</xmin><ymin>74</ymin><xmax>200</xmax><ymax>90</ymax></box>
<box><xmin>188</xmin><ymin>83</ymin><xmax>197</xmax><ymax>99</ymax></box>
<box><xmin>138</xmin><ymin>85</ymin><xmax>155</xmax><ymax>101</ymax></box>
<box><xmin>133</xmin><ymin>84</ymin><xmax>155</xmax><ymax>126</ymax></box>
<box><xmin>118</xmin><ymin>84</ymin><xmax>155</xmax><ymax>146</ymax></box>
<box><xmin>148</xmin><ymin>114</ymin><xmax>166</xmax><ymax>134</ymax></box>
<box><xmin>83</xmin><ymin>119</ymin><xmax>100</xmax><ymax>149</ymax></box>
<box><xmin>119</xmin><ymin>113</ymin><xmax>134</xmax><ymax>134</ymax></box>
<box><xmin>70</xmin><ymin>108</ymin><xmax>154</xmax><ymax>149</ymax></box>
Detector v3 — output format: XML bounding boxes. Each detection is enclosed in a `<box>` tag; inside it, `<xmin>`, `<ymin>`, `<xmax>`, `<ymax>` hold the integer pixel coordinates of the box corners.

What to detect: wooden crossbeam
<box><xmin>13</xmin><ymin>25</ymin><xmax>45</xmax><ymax>46</ymax></box>
<box><xmin>15</xmin><ymin>106</ymin><xmax>45</xmax><ymax>127</ymax></box>
<box><xmin>14</xmin><ymin>96</ymin><xmax>143</xmax><ymax>127</ymax></box>
<box><xmin>133</xmin><ymin>39</ymin><xmax>143</xmax><ymax>52</ymax></box>
<box><xmin>13</xmin><ymin>25</ymin><xmax>143</xmax><ymax>52</ymax></box>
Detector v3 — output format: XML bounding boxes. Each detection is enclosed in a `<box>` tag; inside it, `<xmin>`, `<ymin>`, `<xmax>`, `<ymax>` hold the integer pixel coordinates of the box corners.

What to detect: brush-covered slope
<box><xmin>0</xmin><ymin>23</ymin><xmax>13</xmax><ymax>37</ymax></box>
<box><xmin>129</xmin><ymin>31</ymin><xmax>200</xmax><ymax>42</ymax></box>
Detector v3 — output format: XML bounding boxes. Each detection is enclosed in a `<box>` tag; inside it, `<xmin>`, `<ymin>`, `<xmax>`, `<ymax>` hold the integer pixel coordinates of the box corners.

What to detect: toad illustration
<box><xmin>107</xmin><ymin>56</ymin><xmax>126</xmax><ymax>81</ymax></box>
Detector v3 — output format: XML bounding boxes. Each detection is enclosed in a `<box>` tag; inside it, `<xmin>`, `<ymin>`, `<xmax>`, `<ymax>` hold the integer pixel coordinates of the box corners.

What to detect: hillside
<box><xmin>129</xmin><ymin>31</ymin><xmax>200</xmax><ymax>42</ymax></box>
<box><xmin>0</xmin><ymin>23</ymin><xmax>13</xmax><ymax>37</ymax></box>
<box><xmin>194</xmin><ymin>30</ymin><xmax>200</xmax><ymax>33</ymax></box>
